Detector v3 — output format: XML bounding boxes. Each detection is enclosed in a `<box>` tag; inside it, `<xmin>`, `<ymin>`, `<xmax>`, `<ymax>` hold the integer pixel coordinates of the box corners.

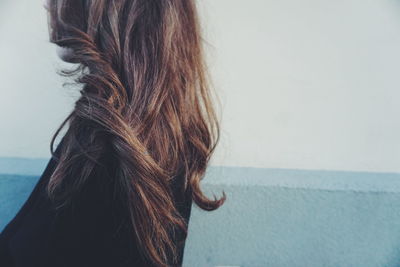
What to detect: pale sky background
<box><xmin>1</xmin><ymin>0</ymin><xmax>400</xmax><ymax>173</ymax></box>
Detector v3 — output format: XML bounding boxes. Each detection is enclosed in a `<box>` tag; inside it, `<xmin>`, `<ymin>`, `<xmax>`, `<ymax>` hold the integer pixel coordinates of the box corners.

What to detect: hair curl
<box><xmin>45</xmin><ymin>0</ymin><xmax>226</xmax><ymax>266</ymax></box>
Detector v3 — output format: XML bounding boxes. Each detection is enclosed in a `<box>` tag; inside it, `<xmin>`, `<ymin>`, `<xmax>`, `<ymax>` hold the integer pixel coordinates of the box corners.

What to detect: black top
<box><xmin>0</xmin><ymin>135</ymin><xmax>193</xmax><ymax>267</ymax></box>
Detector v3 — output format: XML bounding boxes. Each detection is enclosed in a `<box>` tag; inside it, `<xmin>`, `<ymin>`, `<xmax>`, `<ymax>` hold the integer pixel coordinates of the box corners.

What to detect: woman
<box><xmin>0</xmin><ymin>0</ymin><xmax>226</xmax><ymax>266</ymax></box>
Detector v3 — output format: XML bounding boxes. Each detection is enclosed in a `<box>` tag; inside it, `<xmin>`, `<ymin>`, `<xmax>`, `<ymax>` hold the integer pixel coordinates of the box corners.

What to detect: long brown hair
<box><xmin>44</xmin><ymin>0</ymin><xmax>226</xmax><ymax>266</ymax></box>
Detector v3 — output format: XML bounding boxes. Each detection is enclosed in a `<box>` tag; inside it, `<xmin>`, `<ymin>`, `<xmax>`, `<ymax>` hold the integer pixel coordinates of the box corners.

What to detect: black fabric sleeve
<box><xmin>42</xmin><ymin>150</ymin><xmax>191</xmax><ymax>267</ymax></box>
<box><xmin>0</xmin><ymin>132</ymin><xmax>191</xmax><ymax>267</ymax></box>
<box><xmin>42</xmin><ymin>144</ymin><xmax>151</xmax><ymax>267</ymax></box>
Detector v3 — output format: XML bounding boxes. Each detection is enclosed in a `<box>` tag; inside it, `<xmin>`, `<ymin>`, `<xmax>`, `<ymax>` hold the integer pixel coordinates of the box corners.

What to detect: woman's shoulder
<box><xmin>1</xmin><ymin>134</ymin><xmax>193</xmax><ymax>267</ymax></box>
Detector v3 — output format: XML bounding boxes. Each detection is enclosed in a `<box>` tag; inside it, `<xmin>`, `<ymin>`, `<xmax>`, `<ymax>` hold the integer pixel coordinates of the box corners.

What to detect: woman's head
<box><xmin>46</xmin><ymin>0</ymin><xmax>206</xmax><ymax>84</ymax></box>
<box><xmin>45</xmin><ymin>1</ymin><xmax>226</xmax><ymax>266</ymax></box>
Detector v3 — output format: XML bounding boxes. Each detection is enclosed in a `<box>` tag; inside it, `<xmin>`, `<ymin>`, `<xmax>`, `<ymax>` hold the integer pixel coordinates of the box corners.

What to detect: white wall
<box><xmin>0</xmin><ymin>0</ymin><xmax>75</xmax><ymax>157</ymax></box>
<box><xmin>1</xmin><ymin>0</ymin><xmax>400</xmax><ymax>173</ymax></box>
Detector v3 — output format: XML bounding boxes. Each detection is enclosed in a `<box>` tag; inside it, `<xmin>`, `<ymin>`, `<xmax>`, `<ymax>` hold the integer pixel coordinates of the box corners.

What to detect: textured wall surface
<box><xmin>2</xmin><ymin>158</ymin><xmax>400</xmax><ymax>267</ymax></box>
<box><xmin>184</xmin><ymin>167</ymin><xmax>400</xmax><ymax>267</ymax></box>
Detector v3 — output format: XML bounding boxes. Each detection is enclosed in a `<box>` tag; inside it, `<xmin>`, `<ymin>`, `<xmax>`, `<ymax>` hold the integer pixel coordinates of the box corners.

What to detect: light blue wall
<box><xmin>2</xmin><ymin>158</ymin><xmax>400</xmax><ymax>267</ymax></box>
<box><xmin>184</xmin><ymin>167</ymin><xmax>400</xmax><ymax>267</ymax></box>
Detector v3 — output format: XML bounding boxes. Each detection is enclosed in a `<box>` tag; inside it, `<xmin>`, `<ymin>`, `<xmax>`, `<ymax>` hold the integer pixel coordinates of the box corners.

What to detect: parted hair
<box><xmin>45</xmin><ymin>0</ymin><xmax>226</xmax><ymax>266</ymax></box>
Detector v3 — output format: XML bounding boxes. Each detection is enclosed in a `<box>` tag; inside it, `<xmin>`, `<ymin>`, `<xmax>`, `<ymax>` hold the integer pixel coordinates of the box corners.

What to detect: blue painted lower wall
<box><xmin>1</xmin><ymin>158</ymin><xmax>400</xmax><ymax>267</ymax></box>
<box><xmin>185</xmin><ymin>167</ymin><xmax>400</xmax><ymax>267</ymax></box>
<box><xmin>0</xmin><ymin>174</ymin><xmax>41</xmax><ymax>231</ymax></box>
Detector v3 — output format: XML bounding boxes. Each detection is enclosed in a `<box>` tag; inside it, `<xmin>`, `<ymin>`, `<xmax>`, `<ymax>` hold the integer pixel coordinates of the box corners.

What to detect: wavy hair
<box><xmin>44</xmin><ymin>0</ymin><xmax>226</xmax><ymax>266</ymax></box>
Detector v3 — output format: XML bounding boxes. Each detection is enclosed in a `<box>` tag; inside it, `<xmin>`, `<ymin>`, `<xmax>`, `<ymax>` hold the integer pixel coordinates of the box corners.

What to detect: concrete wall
<box><xmin>185</xmin><ymin>167</ymin><xmax>400</xmax><ymax>267</ymax></box>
